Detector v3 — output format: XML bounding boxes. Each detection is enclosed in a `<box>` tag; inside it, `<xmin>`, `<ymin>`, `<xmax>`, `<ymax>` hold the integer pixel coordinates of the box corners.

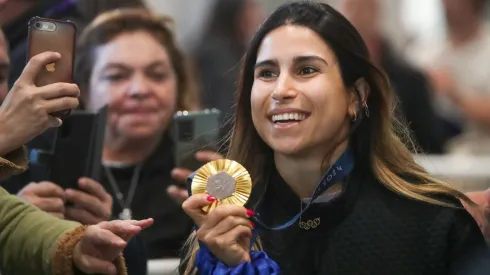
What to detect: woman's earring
<box><xmin>363</xmin><ymin>102</ymin><xmax>370</xmax><ymax>118</ymax></box>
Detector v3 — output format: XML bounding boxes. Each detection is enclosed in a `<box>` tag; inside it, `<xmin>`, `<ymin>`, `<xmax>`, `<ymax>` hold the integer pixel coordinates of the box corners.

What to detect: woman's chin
<box><xmin>270</xmin><ymin>143</ymin><xmax>305</xmax><ymax>157</ymax></box>
<box><xmin>120</xmin><ymin>126</ymin><xmax>162</xmax><ymax>141</ymax></box>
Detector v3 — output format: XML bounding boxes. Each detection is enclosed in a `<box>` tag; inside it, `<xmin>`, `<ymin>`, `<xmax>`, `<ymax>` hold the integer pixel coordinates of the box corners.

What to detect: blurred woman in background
<box><xmin>74</xmin><ymin>9</ymin><xmax>217</xmax><ymax>259</ymax></box>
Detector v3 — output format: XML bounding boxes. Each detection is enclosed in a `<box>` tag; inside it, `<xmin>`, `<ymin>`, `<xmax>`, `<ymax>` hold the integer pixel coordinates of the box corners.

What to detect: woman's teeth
<box><xmin>272</xmin><ymin>113</ymin><xmax>306</xmax><ymax>123</ymax></box>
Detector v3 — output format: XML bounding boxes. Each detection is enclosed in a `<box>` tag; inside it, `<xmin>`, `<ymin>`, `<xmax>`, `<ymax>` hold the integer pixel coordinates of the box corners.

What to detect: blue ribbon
<box><xmin>195</xmin><ymin>242</ymin><xmax>281</xmax><ymax>275</ymax></box>
<box><xmin>251</xmin><ymin>147</ymin><xmax>354</xmax><ymax>230</ymax></box>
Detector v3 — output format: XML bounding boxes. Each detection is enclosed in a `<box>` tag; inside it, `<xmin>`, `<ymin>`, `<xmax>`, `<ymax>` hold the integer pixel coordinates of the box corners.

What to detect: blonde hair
<box><xmin>180</xmin><ymin>2</ymin><xmax>478</xmax><ymax>273</ymax></box>
<box><xmin>75</xmin><ymin>8</ymin><xmax>199</xmax><ymax>111</ymax></box>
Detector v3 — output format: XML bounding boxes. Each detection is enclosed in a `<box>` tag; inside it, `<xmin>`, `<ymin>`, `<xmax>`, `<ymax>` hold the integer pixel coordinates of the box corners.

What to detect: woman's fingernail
<box><xmin>246</xmin><ymin>209</ymin><xmax>255</xmax><ymax>217</ymax></box>
<box><xmin>250</xmin><ymin>221</ymin><xmax>255</xmax><ymax>228</ymax></box>
<box><xmin>206</xmin><ymin>195</ymin><xmax>216</xmax><ymax>202</ymax></box>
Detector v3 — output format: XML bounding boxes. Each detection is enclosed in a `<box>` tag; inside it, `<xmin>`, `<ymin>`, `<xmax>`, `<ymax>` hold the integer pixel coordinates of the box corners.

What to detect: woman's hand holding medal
<box><xmin>183</xmin><ymin>195</ymin><xmax>255</xmax><ymax>267</ymax></box>
<box><xmin>182</xmin><ymin>159</ymin><xmax>255</xmax><ymax>267</ymax></box>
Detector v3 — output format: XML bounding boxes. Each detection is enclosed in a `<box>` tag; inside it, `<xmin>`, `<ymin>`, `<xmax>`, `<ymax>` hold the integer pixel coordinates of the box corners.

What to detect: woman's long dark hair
<box><xmin>181</xmin><ymin>2</ymin><xmax>475</xmax><ymax>273</ymax></box>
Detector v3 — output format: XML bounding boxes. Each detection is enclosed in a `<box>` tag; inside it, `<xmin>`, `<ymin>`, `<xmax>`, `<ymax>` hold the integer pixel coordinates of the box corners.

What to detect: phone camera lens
<box><xmin>35</xmin><ymin>22</ymin><xmax>42</xmax><ymax>28</ymax></box>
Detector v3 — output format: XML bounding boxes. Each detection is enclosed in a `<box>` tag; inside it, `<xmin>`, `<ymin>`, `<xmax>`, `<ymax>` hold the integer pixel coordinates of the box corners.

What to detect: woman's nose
<box><xmin>128</xmin><ymin>76</ymin><xmax>151</xmax><ymax>98</ymax></box>
<box><xmin>271</xmin><ymin>74</ymin><xmax>298</xmax><ymax>102</ymax></box>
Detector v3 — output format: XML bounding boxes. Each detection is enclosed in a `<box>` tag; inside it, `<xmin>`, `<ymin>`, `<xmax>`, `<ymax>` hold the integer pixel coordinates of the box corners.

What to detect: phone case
<box><xmin>27</xmin><ymin>17</ymin><xmax>77</xmax><ymax>86</ymax></box>
<box><xmin>27</xmin><ymin>17</ymin><xmax>77</xmax><ymax>117</ymax></box>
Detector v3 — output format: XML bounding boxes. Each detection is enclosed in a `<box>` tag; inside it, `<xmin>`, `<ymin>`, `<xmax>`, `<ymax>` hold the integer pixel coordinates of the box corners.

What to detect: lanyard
<box><xmin>251</xmin><ymin>148</ymin><xmax>354</xmax><ymax>231</ymax></box>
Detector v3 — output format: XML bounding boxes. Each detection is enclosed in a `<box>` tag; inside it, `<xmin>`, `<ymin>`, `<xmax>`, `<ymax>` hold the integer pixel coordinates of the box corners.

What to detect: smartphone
<box><xmin>27</xmin><ymin>16</ymin><xmax>77</xmax><ymax>118</ymax></box>
<box><xmin>48</xmin><ymin>106</ymin><xmax>108</xmax><ymax>191</ymax></box>
<box><xmin>172</xmin><ymin>109</ymin><xmax>221</xmax><ymax>172</ymax></box>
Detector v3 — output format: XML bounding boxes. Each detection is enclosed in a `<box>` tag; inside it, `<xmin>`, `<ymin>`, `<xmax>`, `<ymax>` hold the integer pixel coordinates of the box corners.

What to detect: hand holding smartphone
<box><xmin>27</xmin><ymin>16</ymin><xmax>77</xmax><ymax>118</ymax></box>
<box><xmin>172</xmin><ymin>109</ymin><xmax>222</xmax><ymax>172</ymax></box>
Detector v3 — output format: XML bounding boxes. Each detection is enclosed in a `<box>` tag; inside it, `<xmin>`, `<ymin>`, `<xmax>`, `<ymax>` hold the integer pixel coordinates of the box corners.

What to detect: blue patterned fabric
<box><xmin>195</xmin><ymin>242</ymin><xmax>281</xmax><ymax>275</ymax></box>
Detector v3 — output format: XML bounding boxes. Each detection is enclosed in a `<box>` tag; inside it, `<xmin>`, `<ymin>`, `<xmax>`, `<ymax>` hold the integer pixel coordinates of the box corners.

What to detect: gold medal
<box><xmin>191</xmin><ymin>159</ymin><xmax>252</xmax><ymax>213</ymax></box>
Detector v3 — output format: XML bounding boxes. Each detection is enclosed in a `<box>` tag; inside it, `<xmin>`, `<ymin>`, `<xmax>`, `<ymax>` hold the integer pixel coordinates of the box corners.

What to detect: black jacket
<box><xmin>181</xmin><ymin>164</ymin><xmax>489</xmax><ymax>274</ymax></box>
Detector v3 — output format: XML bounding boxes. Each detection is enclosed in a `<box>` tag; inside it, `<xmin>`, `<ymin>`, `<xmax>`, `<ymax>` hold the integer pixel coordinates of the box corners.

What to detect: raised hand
<box><xmin>17</xmin><ymin>181</ymin><xmax>66</xmax><ymax>219</ymax></box>
<box><xmin>183</xmin><ymin>194</ymin><xmax>254</xmax><ymax>267</ymax></box>
<box><xmin>0</xmin><ymin>51</ymin><xmax>79</xmax><ymax>156</ymax></box>
<box><xmin>73</xmin><ymin>218</ymin><xmax>153</xmax><ymax>274</ymax></box>
<box><xmin>65</xmin><ymin>177</ymin><xmax>113</xmax><ymax>225</ymax></box>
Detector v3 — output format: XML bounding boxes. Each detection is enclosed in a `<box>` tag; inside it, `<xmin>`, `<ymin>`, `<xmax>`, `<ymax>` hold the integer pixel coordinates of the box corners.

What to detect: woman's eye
<box><xmin>148</xmin><ymin>72</ymin><xmax>168</xmax><ymax>81</ymax></box>
<box><xmin>299</xmin><ymin>67</ymin><xmax>318</xmax><ymax>75</ymax></box>
<box><xmin>104</xmin><ymin>74</ymin><xmax>126</xmax><ymax>81</ymax></box>
<box><xmin>258</xmin><ymin>70</ymin><xmax>278</xmax><ymax>79</ymax></box>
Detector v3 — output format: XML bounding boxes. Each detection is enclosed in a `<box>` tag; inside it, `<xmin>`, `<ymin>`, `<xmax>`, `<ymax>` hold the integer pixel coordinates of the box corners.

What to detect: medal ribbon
<box><xmin>251</xmin><ymin>147</ymin><xmax>354</xmax><ymax>230</ymax></box>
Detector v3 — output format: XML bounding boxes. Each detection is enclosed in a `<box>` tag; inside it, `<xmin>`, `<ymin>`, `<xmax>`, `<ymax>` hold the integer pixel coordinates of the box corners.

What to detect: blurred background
<box><xmin>151</xmin><ymin>0</ymin><xmax>490</xmax><ymax>54</ymax></box>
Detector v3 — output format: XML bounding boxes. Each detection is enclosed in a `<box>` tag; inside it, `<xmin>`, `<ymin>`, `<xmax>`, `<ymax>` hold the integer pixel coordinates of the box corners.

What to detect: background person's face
<box><xmin>338</xmin><ymin>0</ymin><xmax>380</xmax><ymax>40</ymax></box>
<box><xmin>442</xmin><ymin>0</ymin><xmax>479</xmax><ymax>26</ymax></box>
<box><xmin>239</xmin><ymin>0</ymin><xmax>265</xmax><ymax>43</ymax></box>
<box><xmin>88</xmin><ymin>31</ymin><xmax>178</xmax><ymax>142</ymax></box>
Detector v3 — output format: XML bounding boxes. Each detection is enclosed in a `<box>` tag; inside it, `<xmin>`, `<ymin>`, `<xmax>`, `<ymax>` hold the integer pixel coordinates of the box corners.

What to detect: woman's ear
<box><xmin>354</xmin><ymin>78</ymin><xmax>370</xmax><ymax>104</ymax></box>
<box><xmin>348</xmin><ymin>78</ymin><xmax>370</xmax><ymax>119</ymax></box>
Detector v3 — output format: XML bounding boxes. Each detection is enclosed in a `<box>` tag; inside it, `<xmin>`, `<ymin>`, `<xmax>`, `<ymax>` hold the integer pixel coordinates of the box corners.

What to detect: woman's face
<box><xmin>251</xmin><ymin>25</ymin><xmax>355</xmax><ymax>157</ymax></box>
<box><xmin>88</xmin><ymin>31</ymin><xmax>177</xmax><ymax>141</ymax></box>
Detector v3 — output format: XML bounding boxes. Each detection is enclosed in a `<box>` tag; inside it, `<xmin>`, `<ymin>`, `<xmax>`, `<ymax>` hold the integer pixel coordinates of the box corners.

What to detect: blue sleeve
<box><xmin>195</xmin><ymin>242</ymin><xmax>280</xmax><ymax>275</ymax></box>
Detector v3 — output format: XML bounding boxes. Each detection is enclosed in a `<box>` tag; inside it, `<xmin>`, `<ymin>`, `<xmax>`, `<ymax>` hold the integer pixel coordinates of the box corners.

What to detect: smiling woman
<box><xmin>251</xmin><ymin>25</ymin><xmax>354</xmax><ymax>177</ymax></box>
<box><xmin>180</xmin><ymin>2</ymin><xmax>490</xmax><ymax>275</ymax></box>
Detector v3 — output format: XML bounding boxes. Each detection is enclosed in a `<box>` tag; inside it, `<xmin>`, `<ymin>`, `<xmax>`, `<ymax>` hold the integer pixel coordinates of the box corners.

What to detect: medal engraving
<box><xmin>207</xmin><ymin>172</ymin><xmax>236</xmax><ymax>199</ymax></box>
